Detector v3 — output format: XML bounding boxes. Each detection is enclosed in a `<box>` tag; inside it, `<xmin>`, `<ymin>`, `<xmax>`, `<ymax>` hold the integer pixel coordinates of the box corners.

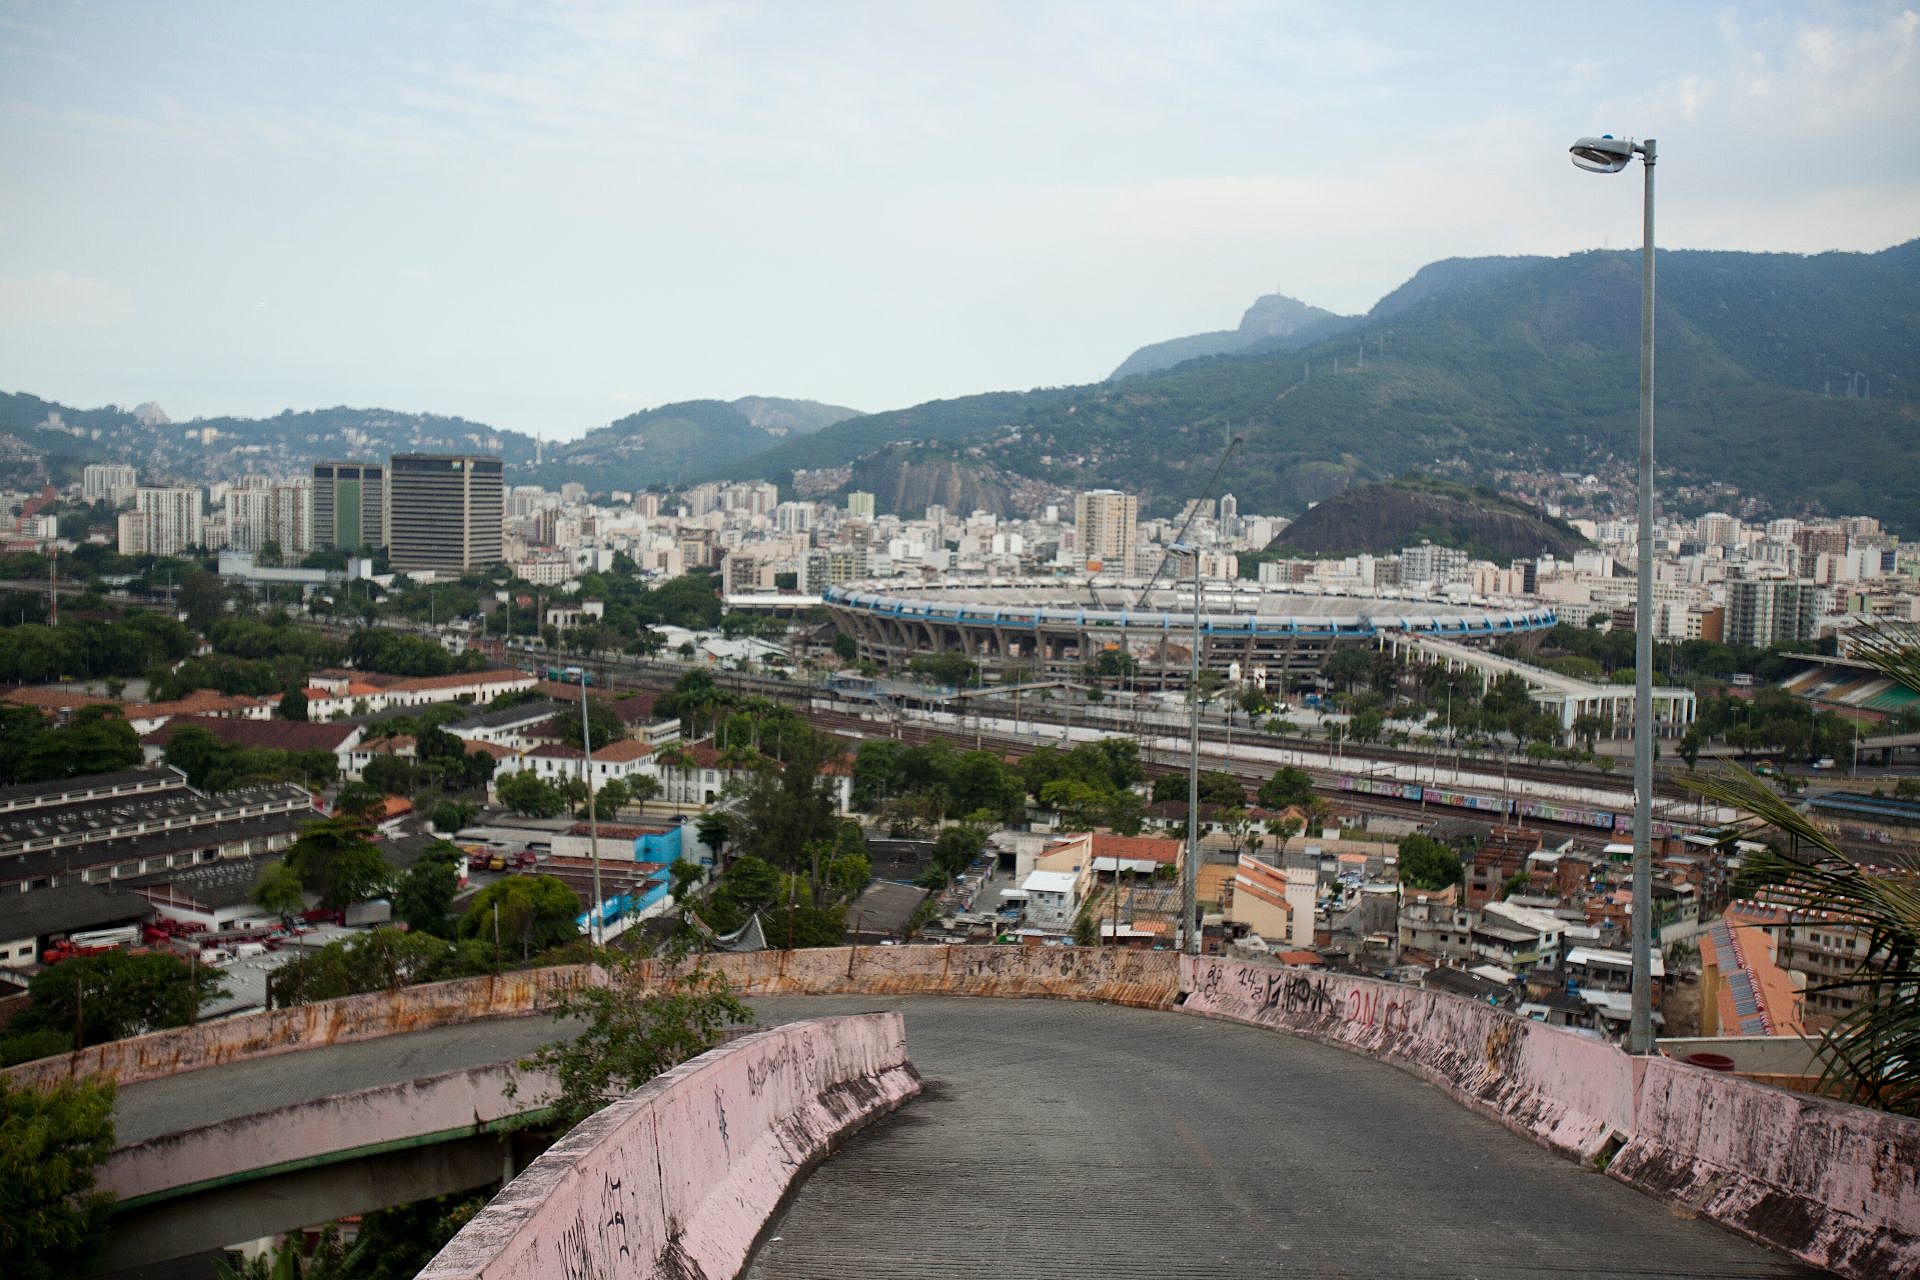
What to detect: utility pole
<box><xmin>580</xmin><ymin>674</ymin><xmax>603</xmax><ymax>948</ymax></box>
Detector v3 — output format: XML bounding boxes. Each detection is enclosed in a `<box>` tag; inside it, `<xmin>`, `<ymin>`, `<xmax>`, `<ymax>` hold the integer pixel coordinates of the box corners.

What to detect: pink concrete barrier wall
<box><xmin>1178</xmin><ymin>955</ymin><xmax>1635</xmax><ymax>1163</ymax></box>
<box><xmin>416</xmin><ymin>1012</ymin><xmax>920</xmax><ymax>1280</ymax></box>
<box><xmin>101</xmin><ymin>1060</ymin><xmax>547</xmax><ymax>1206</ymax></box>
<box><xmin>13</xmin><ymin>942</ymin><xmax>1917</xmax><ymax>1279</ymax></box>
<box><xmin>1610</xmin><ymin>1055</ymin><xmax>1920</xmax><ymax>1278</ymax></box>
<box><xmin>674</xmin><ymin>942</ymin><xmax>1180</xmax><ymax>1006</ymax></box>
<box><xmin>3</xmin><ymin>965</ymin><xmax>594</xmax><ymax>1091</ymax></box>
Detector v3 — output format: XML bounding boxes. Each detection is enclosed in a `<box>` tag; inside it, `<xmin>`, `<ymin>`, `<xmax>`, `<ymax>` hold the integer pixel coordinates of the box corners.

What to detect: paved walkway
<box><xmin>744</xmin><ymin>997</ymin><xmax>1826</xmax><ymax>1280</ymax></box>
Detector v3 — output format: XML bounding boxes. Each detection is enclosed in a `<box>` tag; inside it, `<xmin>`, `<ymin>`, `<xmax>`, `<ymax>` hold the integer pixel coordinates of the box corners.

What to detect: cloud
<box><xmin>0</xmin><ymin>269</ymin><xmax>134</xmax><ymax>322</ymax></box>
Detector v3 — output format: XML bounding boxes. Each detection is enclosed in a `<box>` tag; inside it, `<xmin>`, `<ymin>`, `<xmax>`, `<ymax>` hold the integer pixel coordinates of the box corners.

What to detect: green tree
<box><xmin>931</xmin><ymin>823</ymin><xmax>986</xmax><ymax>881</ymax></box>
<box><xmin>1151</xmin><ymin>769</ymin><xmax>1243</xmax><ymax>807</ymax></box>
<box><xmin>179</xmin><ymin>567</ymin><xmax>226</xmax><ymax>633</ymax></box>
<box><xmin>695</xmin><ymin>809</ymin><xmax>734</xmax><ymax>862</ymax></box>
<box><xmin>1571</xmin><ymin>712</ymin><xmax>1611</xmax><ymax>751</ymax></box>
<box><xmin>705</xmin><ymin>854</ymin><xmax>783</xmax><ymax>931</ymax></box>
<box><xmin>1397</xmin><ymin>834</ymin><xmax>1464</xmax><ymax>891</ymax></box>
<box><xmin>335</xmin><ymin>1193</ymin><xmax>485</xmax><ymax>1280</ymax></box>
<box><xmin>516</xmin><ymin>959</ymin><xmax>752</xmax><ymax>1132</ymax></box>
<box><xmin>277</xmin><ymin>689</ymin><xmax>310</xmax><ymax>721</ymax></box>
<box><xmin>1257</xmin><ymin>765</ymin><xmax>1316</xmax><ymax>811</ymax></box>
<box><xmin>908</xmin><ymin>651</ymin><xmax>977</xmax><ymax>687</ymax></box>
<box><xmin>0</xmin><ymin>1075</ymin><xmax>117</xmax><ymax>1280</ymax></box>
<box><xmin>286</xmin><ymin>815</ymin><xmax>395</xmax><ymax>910</ymax></box>
<box><xmin>361</xmin><ymin>753</ymin><xmax>417</xmax><ymax>797</ymax></box>
<box><xmin>729</xmin><ymin>727</ymin><xmax>846</xmax><ymax>868</ymax></box>
<box><xmin>496</xmin><ymin>770</ymin><xmax>565</xmax><ymax>818</ymax></box>
<box><xmin>252</xmin><ymin>859</ymin><xmax>308</xmax><ymax>924</ymax></box>
<box><xmin>394</xmin><ymin>843</ymin><xmax>464</xmax><ymax>936</ymax></box>
<box><xmin>17</xmin><ymin>705</ymin><xmax>140</xmax><ymax>783</ymax></box>
<box><xmin>1678</xmin><ymin>726</ymin><xmax>1703</xmax><ymax>770</ymax></box>
<box><xmin>831</xmin><ymin>633</ymin><xmax>858</xmax><ymax>662</ymax></box>
<box><xmin>14</xmin><ymin>951</ymin><xmax>228</xmax><ymax>1048</ymax></box>
<box><xmin>1265</xmin><ymin>815</ymin><xmax>1303</xmax><ymax>861</ymax></box>
<box><xmin>578</xmin><ymin>697</ymin><xmax>627</xmax><ymax>747</ymax></box>
<box><xmin>268</xmin><ymin>928</ymin><xmax>488</xmax><ymax>1006</ymax></box>
<box><xmin>1071</xmin><ymin>905</ymin><xmax>1098</xmax><ymax>947</ymax></box>
<box><xmin>430</xmin><ymin>798</ymin><xmax>477</xmax><ymax>833</ymax></box>
<box><xmin>461</xmin><ymin>875</ymin><xmax>582</xmax><ymax>957</ymax></box>
<box><xmin>594</xmin><ymin>777</ymin><xmax>631</xmax><ymax>818</ymax></box>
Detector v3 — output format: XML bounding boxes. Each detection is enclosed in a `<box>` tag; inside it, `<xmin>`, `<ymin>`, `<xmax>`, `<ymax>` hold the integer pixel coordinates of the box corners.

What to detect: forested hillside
<box><xmin>722</xmin><ymin>241</ymin><xmax>1920</xmax><ymax>531</ymax></box>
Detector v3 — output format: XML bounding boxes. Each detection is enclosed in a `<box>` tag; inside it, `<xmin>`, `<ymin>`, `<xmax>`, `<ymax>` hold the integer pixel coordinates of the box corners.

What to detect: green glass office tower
<box><xmin>312</xmin><ymin>461</ymin><xmax>386</xmax><ymax>551</ymax></box>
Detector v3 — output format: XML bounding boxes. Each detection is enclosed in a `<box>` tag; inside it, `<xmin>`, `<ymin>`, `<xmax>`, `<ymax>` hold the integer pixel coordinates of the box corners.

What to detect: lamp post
<box><xmin>1170</xmin><ymin>538</ymin><xmax>1204</xmax><ymax>957</ymax></box>
<box><xmin>1570</xmin><ymin>132</ymin><xmax>1657</xmax><ymax>1054</ymax></box>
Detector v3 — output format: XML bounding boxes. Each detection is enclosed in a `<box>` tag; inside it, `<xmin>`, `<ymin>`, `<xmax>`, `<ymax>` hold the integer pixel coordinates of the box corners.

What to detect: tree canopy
<box><xmin>1</xmin><ymin>1075</ymin><xmax>117</xmax><ymax>1280</ymax></box>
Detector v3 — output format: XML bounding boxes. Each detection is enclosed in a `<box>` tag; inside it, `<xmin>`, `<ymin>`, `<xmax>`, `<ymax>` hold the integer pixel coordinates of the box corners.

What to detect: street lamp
<box><xmin>1169</xmin><ymin>538</ymin><xmax>1204</xmax><ymax>957</ymax></box>
<box><xmin>1570</xmin><ymin>131</ymin><xmax>1657</xmax><ymax>1054</ymax></box>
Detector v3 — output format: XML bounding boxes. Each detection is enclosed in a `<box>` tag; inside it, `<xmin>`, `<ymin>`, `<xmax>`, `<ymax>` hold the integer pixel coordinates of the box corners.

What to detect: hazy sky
<box><xmin>3</xmin><ymin>2</ymin><xmax>1917</xmax><ymax>439</ymax></box>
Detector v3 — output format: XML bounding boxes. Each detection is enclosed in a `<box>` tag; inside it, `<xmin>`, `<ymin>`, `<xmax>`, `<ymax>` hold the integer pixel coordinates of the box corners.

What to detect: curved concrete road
<box><xmin>111</xmin><ymin>997</ymin><xmax>1825</xmax><ymax>1278</ymax></box>
<box><xmin>744</xmin><ymin>997</ymin><xmax>1823</xmax><ymax>1280</ymax></box>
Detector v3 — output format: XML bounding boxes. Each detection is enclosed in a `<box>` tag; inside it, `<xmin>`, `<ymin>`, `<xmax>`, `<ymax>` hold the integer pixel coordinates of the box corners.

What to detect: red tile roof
<box><xmin>126</xmin><ymin>690</ymin><xmax>265</xmax><ymax>719</ymax></box>
<box><xmin>140</xmin><ymin>716</ymin><xmax>358</xmax><ymax>753</ymax></box>
<box><xmin>384</xmin><ymin>669</ymin><xmax>532</xmax><ymax>693</ymax></box>
<box><xmin>2</xmin><ymin>686</ymin><xmax>115</xmax><ymax>713</ymax></box>
<box><xmin>1091</xmin><ymin>834</ymin><xmax>1182</xmax><ymax>863</ymax></box>
<box><xmin>589</xmin><ymin>738</ymin><xmax>656</xmax><ymax>763</ymax></box>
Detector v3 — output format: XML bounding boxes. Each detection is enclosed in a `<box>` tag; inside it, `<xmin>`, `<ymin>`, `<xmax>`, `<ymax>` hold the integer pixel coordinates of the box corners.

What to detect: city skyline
<box><xmin>3</xmin><ymin>1</ymin><xmax>1917</xmax><ymax>438</ymax></box>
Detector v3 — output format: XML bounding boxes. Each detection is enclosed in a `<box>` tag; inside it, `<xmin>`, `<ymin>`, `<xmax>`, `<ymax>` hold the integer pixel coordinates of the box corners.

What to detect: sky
<box><xmin>2</xmin><ymin>1</ymin><xmax>1917</xmax><ymax>439</ymax></box>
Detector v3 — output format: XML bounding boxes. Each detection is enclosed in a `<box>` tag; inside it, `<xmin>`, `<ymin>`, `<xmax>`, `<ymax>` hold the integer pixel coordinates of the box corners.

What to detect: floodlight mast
<box><xmin>1570</xmin><ymin>132</ymin><xmax>1657</xmax><ymax>1055</ymax></box>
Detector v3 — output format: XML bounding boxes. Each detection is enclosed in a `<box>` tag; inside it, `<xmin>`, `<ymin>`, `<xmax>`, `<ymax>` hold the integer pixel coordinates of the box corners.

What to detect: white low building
<box><xmin>1020</xmin><ymin>869</ymin><xmax>1080</xmax><ymax>931</ymax></box>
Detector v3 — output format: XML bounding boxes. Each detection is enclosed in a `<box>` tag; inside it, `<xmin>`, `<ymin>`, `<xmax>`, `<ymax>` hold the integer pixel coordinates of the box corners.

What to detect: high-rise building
<box><xmin>225</xmin><ymin>479</ymin><xmax>313</xmax><ymax>557</ymax></box>
<box><xmin>312</xmin><ymin>462</ymin><xmax>386</xmax><ymax>551</ymax></box>
<box><xmin>1074</xmin><ymin>489</ymin><xmax>1138</xmax><ymax>576</ymax></box>
<box><xmin>387</xmin><ymin>454</ymin><xmax>504</xmax><ymax>573</ymax></box>
<box><xmin>131</xmin><ymin>486</ymin><xmax>205</xmax><ymax>556</ymax></box>
<box><xmin>1725</xmin><ymin>577</ymin><xmax>1820</xmax><ymax>649</ymax></box>
<box><xmin>82</xmin><ymin>463</ymin><xmax>138</xmax><ymax>506</ymax></box>
<box><xmin>846</xmin><ymin>491</ymin><xmax>876</xmax><ymax>521</ymax></box>
<box><xmin>773</xmin><ymin>501</ymin><xmax>814</xmax><ymax>534</ymax></box>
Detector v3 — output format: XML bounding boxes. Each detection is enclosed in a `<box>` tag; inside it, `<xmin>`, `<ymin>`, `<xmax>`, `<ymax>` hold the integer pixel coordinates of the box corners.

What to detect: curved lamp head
<box><xmin>1570</xmin><ymin>134</ymin><xmax>1637</xmax><ymax>173</ymax></box>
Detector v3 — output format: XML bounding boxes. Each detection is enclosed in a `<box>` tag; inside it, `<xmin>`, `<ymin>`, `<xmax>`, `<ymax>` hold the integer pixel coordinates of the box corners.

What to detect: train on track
<box><xmin>1337</xmin><ymin>774</ymin><xmax>1690</xmax><ymax>839</ymax></box>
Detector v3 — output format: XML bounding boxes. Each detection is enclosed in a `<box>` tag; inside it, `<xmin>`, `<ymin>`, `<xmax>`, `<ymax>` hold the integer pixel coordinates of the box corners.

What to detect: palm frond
<box><xmin>1846</xmin><ymin>620</ymin><xmax>1920</xmax><ymax>697</ymax></box>
<box><xmin>1682</xmin><ymin>762</ymin><xmax>1920</xmax><ymax>1116</ymax></box>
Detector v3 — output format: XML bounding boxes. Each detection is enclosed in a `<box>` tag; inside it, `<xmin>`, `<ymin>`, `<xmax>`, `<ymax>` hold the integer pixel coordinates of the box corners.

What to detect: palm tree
<box><xmin>1687</xmin><ymin>624</ymin><xmax>1920</xmax><ymax>1116</ymax></box>
<box><xmin>653</xmin><ymin>744</ymin><xmax>697</xmax><ymax>806</ymax></box>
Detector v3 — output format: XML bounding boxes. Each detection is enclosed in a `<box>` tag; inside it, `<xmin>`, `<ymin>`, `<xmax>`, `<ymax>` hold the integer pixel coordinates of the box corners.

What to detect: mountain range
<box><xmin>0</xmin><ymin>392</ymin><xmax>857</xmax><ymax>495</ymax></box>
<box><xmin>721</xmin><ymin>240</ymin><xmax>1920</xmax><ymax>532</ymax></box>
<box><xmin>5</xmin><ymin>237</ymin><xmax>1916</xmax><ymax>533</ymax></box>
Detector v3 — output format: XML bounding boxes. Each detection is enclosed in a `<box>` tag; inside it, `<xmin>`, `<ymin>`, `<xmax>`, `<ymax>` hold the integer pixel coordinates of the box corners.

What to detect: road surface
<box><xmin>111</xmin><ymin>997</ymin><xmax>1826</xmax><ymax>1278</ymax></box>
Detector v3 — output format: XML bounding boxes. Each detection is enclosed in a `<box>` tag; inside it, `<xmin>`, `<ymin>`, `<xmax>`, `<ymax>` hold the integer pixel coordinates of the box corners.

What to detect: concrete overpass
<box><xmin>1382</xmin><ymin>631</ymin><xmax>1698</xmax><ymax>738</ymax></box>
<box><xmin>12</xmin><ymin>951</ymin><xmax>1914</xmax><ymax>1278</ymax></box>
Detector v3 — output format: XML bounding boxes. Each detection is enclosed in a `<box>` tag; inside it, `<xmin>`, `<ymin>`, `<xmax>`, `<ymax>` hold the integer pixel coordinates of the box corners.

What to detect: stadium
<box><xmin>823</xmin><ymin>579</ymin><xmax>1557</xmax><ymax>690</ymax></box>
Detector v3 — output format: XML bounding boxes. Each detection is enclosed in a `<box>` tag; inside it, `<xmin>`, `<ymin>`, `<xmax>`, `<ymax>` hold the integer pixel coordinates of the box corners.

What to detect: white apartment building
<box><xmin>224</xmin><ymin>479</ymin><xmax>313</xmax><ymax>557</ymax></box>
<box><xmin>130</xmin><ymin>486</ymin><xmax>205</xmax><ymax>556</ymax></box>
<box><xmin>82</xmin><ymin>463</ymin><xmax>139</xmax><ymax>506</ymax></box>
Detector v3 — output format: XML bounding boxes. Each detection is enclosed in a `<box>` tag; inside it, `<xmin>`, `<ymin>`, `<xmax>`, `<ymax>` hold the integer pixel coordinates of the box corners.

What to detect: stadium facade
<box><xmin>824</xmin><ymin>579</ymin><xmax>1557</xmax><ymax>690</ymax></box>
